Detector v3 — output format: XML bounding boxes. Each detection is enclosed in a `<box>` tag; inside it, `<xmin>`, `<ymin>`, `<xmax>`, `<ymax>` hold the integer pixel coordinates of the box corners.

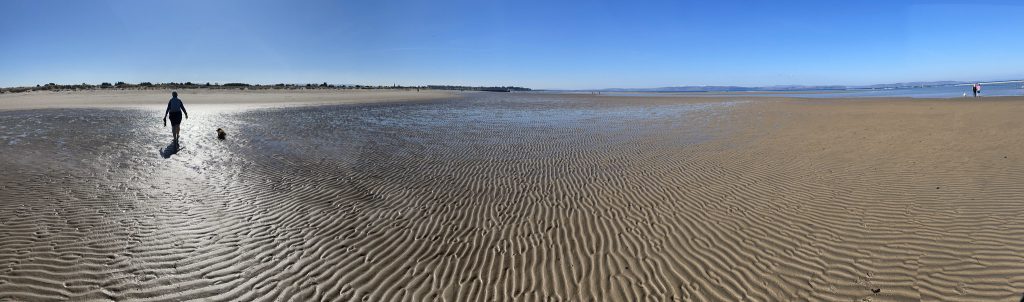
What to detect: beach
<box><xmin>0</xmin><ymin>89</ymin><xmax>456</xmax><ymax>111</ymax></box>
<box><xmin>2</xmin><ymin>90</ymin><xmax>1024</xmax><ymax>301</ymax></box>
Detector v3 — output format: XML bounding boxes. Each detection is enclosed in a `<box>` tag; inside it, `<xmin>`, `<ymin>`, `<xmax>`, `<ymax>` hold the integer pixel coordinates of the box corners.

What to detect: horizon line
<box><xmin>5</xmin><ymin>78</ymin><xmax>1024</xmax><ymax>92</ymax></box>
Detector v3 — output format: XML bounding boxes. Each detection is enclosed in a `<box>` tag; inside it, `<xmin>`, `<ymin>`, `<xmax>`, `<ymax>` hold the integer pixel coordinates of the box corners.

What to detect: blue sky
<box><xmin>2</xmin><ymin>0</ymin><xmax>1023</xmax><ymax>89</ymax></box>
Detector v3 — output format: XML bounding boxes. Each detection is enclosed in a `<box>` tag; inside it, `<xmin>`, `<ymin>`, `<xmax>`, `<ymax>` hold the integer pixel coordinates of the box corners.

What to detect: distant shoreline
<box><xmin>5</xmin><ymin>89</ymin><xmax>1024</xmax><ymax>112</ymax></box>
<box><xmin>0</xmin><ymin>88</ymin><xmax>462</xmax><ymax>111</ymax></box>
<box><xmin>0</xmin><ymin>82</ymin><xmax>531</xmax><ymax>94</ymax></box>
<box><xmin>539</xmin><ymin>79</ymin><xmax>1024</xmax><ymax>94</ymax></box>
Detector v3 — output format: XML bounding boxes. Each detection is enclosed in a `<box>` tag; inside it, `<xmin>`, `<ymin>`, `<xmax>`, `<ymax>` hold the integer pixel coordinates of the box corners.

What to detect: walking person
<box><xmin>163</xmin><ymin>91</ymin><xmax>188</xmax><ymax>143</ymax></box>
<box><xmin>975</xmin><ymin>83</ymin><xmax>981</xmax><ymax>97</ymax></box>
<box><xmin>972</xmin><ymin>83</ymin><xmax>978</xmax><ymax>97</ymax></box>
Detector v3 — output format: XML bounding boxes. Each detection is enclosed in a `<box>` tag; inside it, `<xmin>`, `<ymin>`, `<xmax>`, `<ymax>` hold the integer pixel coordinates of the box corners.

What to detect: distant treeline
<box><xmin>0</xmin><ymin>82</ymin><xmax>531</xmax><ymax>93</ymax></box>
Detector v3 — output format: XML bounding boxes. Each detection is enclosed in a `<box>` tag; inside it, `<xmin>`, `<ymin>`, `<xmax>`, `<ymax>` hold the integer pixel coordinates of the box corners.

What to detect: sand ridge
<box><xmin>1</xmin><ymin>93</ymin><xmax>1024</xmax><ymax>301</ymax></box>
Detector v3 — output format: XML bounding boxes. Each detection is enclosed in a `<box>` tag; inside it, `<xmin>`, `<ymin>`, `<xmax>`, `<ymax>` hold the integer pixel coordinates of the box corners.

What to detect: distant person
<box><xmin>972</xmin><ymin>84</ymin><xmax>978</xmax><ymax>97</ymax></box>
<box><xmin>163</xmin><ymin>91</ymin><xmax>188</xmax><ymax>143</ymax></box>
<box><xmin>975</xmin><ymin>83</ymin><xmax>981</xmax><ymax>97</ymax></box>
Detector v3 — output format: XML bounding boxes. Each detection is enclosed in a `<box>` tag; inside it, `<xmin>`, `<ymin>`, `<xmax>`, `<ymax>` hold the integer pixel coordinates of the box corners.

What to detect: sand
<box><xmin>1</xmin><ymin>91</ymin><xmax>1024</xmax><ymax>301</ymax></box>
<box><xmin>0</xmin><ymin>89</ymin><xmax>456</xmax><ymax>111</ymax></box>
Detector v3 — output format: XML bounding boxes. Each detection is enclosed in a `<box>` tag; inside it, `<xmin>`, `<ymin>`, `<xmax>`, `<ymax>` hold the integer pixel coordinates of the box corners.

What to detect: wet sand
<box><xmin>2</xmin><ymin>92</ymin><xmax>1024</xmax><ymax>301</ymax></box>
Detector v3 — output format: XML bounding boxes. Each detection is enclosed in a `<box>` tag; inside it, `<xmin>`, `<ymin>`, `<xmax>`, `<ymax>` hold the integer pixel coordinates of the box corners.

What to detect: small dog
<box><xmin>216</xmin><ymin>128</ymin><xmax>226</xmax><ymax>140</ymax></box>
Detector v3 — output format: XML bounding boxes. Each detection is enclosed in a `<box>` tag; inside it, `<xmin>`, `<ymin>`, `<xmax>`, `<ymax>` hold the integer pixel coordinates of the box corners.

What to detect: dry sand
<box><xmin>0</xmin><ymin>89</ymin><xmax>456</xmax><ymax>111</ymax></box>
<box><xmin>1</xmin><ymin>91</ymin><xmax>1024</xmax><ymax>301</ymax></box>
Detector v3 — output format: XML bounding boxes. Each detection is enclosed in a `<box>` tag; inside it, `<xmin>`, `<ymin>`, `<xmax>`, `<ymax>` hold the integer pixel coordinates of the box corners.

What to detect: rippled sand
<box><xmin>2</xmin><ymin>92</ymin><xmax>1024</xmax><ymax>301</ymax></box>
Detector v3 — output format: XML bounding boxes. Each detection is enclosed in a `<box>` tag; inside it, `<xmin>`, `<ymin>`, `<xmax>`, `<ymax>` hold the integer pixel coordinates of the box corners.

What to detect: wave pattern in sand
<box><xmin>2</xmin><ymin>94</ymin><xmax>1024</xmax><ymax>301</ymax></box>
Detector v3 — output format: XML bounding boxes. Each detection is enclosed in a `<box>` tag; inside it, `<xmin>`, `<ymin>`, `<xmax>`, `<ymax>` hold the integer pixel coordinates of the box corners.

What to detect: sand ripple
<box><xmin>2</xmin><ymin>94</ymin><xmax>1024</xmax><ymax>301</ymax></box>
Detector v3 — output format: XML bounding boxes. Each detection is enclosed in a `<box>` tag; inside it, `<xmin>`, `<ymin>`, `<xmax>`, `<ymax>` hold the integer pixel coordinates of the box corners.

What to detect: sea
<box><xmin>571</xmin><ymin>82</ymin><xmax>1024</xmax><ymax>99</ymax></box>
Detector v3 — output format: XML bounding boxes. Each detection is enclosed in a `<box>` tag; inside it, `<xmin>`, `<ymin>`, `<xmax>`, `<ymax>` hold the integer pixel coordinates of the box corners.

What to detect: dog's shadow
<box><xmin>159</xmin><ymin>141</ymin><xmax>184</xmax><ymax>158</ymax></box>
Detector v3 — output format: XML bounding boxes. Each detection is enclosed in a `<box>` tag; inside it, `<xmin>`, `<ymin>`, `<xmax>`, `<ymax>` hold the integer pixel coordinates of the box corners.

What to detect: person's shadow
<box><xmin>159</xmin><ymin>141</ymin><xmax>182</xmax><ymax>158</ymax></box>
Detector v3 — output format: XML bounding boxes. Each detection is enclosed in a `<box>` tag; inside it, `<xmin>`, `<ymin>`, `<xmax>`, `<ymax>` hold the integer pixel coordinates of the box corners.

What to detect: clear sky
<box><xmin>2</xmin><ymin>0</ymin><xmax>1023</xmax><ymax>90</ymax></box>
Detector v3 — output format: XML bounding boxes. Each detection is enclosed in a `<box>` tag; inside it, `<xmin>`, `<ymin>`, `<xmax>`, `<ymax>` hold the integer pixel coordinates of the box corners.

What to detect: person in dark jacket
<box><xmin>163</xmin><ymin>91</ymin><xmax>188</xmax><ymax>143</ymax></box>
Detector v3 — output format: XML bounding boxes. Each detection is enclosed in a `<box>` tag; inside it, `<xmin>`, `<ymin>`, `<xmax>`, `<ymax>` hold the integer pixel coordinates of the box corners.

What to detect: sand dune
<box><xmin>2</xmin><ymin>92</ymin><xmax>1024</xmax><ymax>301</ymax></box>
